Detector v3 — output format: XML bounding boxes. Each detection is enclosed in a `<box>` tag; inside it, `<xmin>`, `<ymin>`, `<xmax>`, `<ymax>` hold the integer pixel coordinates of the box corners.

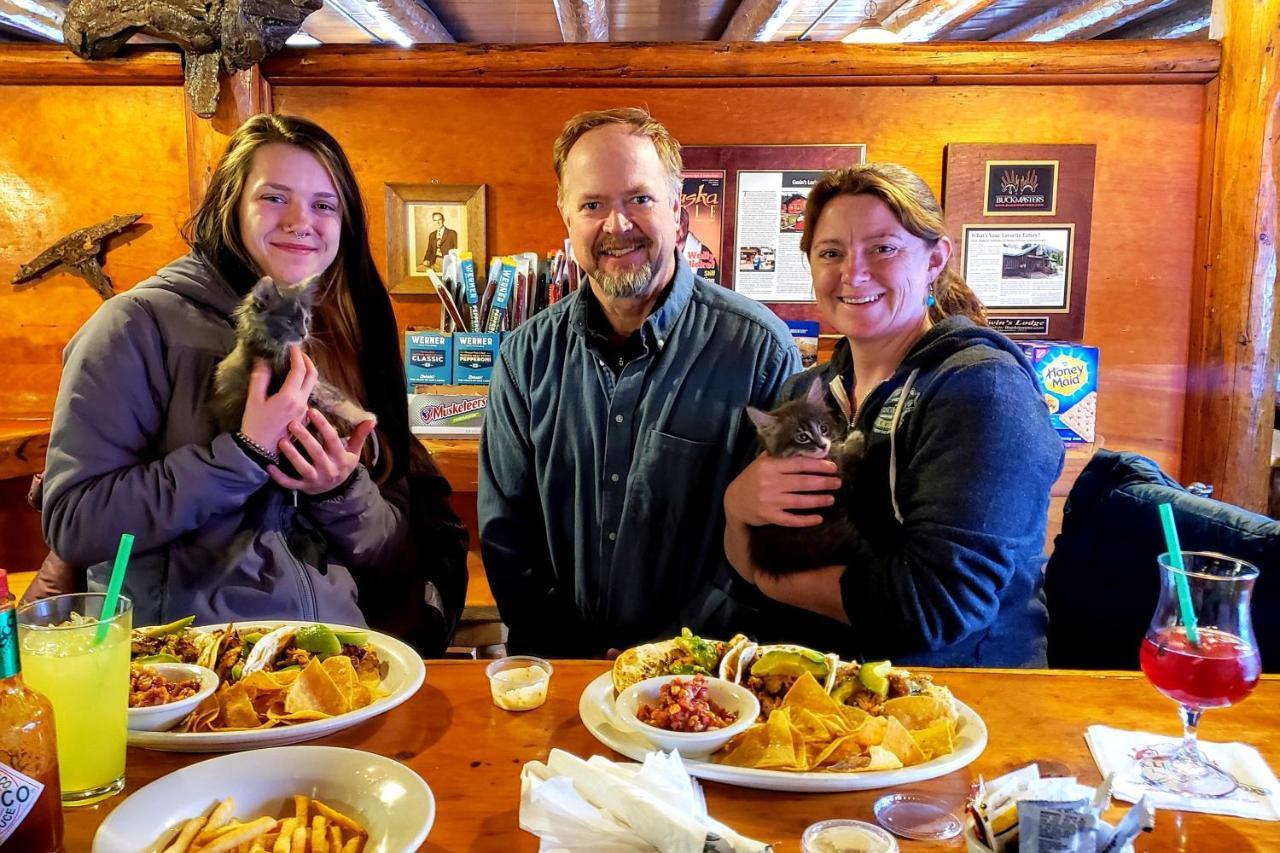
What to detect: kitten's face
<box><xmin>747</xmin><ymin>379</ymin><xmax>841</xmax><ymax>459</ymax></box>
<box><xmin>247</xmin><ymin>277</ymin><xmax>313</xmax><ymax>346</ymax></box>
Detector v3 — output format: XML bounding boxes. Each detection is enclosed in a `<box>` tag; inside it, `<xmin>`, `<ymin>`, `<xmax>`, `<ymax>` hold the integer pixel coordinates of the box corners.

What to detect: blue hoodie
<box><xmin>731</xmin><ymin>316</ymin><xmax>1063</xmax><ymax>667</ymax></box>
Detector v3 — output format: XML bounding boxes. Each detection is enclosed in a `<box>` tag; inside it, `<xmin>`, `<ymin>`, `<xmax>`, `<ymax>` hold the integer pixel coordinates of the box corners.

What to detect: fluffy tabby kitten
<box><xmin>745</xmin><ymin>377</ymin><xmax>866</xmax><ymax>575</ymax></box>
<box><xmin>210</xmin><ymin>275</ymin><xmax>376</xmax><ymax>440</ymax></box>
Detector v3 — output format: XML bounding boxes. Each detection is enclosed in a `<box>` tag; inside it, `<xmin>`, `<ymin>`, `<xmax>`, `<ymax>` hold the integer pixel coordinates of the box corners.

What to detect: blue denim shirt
<box><xmin>479</xmin><ymin>255</ymin><xmax>800</xmax><ymax>656</ymax></box>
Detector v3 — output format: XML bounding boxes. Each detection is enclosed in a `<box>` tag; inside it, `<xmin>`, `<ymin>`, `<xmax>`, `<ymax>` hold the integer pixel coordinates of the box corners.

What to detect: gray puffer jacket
<box><xmin>41</xmin><ymin>253</ymin><xmax>409</xmax><ymax>627</ymax></box>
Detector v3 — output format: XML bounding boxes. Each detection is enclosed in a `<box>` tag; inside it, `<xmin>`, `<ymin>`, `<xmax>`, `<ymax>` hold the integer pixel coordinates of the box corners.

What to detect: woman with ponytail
<box><xmin>722</xmin><ymin>162</ymin><xmax>1063</xmax><ymax>667</ymax></box>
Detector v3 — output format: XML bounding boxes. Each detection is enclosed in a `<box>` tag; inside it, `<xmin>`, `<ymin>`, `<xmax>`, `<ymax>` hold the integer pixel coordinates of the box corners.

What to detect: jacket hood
<box><xmin>829</xmin><ymin>315</ymin><xmax>1041</xmax><ymax>388</ymax></box>
<box><xmin>135</xmin><ymin>252</ymin><xmax>245</xmax><ymax>320</ymax></box>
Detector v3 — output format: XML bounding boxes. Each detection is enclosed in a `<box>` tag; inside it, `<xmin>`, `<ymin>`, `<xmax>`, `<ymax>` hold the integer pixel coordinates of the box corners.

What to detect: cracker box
<box><xmin>404</xmin><ymin>332</ymin><xmax>453</xmax><ymax>388</ymax></box>
<box><xmin>453</xmin><ymin>331</ymin><xmax>501</xmax><ymax>385</ymax></box>
<box><xmin>409</xmin><ymin>391</ymin><xmax>487</xmax><ymax>436</ymax></box>
<box><xmin>1018</xmin><ymin>341</ymin><xmax>1099</xmax><ymax>444</ymax></box>
<box><xmin>786</xmin><ymin>320</ymin><xmax>820</xmax><ymax>369</ymax></box>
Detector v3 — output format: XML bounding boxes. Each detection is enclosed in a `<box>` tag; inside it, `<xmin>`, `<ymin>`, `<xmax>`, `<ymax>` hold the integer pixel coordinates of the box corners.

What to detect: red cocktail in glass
<box><xmin>1138</xmin><ymin>551</ymin><xmax>1261</xmax><ymax>797</ymax></box>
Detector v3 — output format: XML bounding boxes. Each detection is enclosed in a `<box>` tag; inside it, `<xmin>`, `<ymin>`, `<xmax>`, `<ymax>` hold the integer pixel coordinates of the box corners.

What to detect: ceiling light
<box><xmin>842</xmin><ymin>2</ymin><xmax>901</xmax><ymax>43</ymax></box>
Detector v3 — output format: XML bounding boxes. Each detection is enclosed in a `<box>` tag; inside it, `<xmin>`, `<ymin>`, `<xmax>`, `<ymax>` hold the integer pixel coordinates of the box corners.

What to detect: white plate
<box><xmin>578</xmin><ymin>671</ymin><xmax>987</xmax><ymax>792</ymax></box>
<box><xmin>93</xmin><ymin>745</ymin><xmax>434</xmax><ymax>852</ymax></box>
<box><xmin>128</xmin><ymin>621</ymin><xmax>425</xmax><ymax>752</ymax></box>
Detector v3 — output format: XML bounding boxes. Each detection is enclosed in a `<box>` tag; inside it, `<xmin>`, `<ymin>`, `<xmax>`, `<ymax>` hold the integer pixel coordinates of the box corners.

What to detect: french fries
<box><xmin>157</xmin><ymin>795</ymin><xmax>367</xmax><ymax>853</ymax></box>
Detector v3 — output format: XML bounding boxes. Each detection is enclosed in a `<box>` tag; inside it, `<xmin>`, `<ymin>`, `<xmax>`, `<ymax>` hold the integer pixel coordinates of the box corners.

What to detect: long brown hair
<box><xmin>799</xmin><ymin>163</ymin><xmax>986</xmax><ymax>325</ymax></box>
<box><xmin>184</xmin><ymin>114</ymin><xmax>409</xmax><ymax>483</ymax></box>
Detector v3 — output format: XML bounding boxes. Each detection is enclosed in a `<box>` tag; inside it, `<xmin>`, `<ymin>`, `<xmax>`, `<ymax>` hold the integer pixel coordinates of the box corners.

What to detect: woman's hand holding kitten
<box><xmin>268</xmin><ymin>407</ymin><xmax>376</xmax><ymax>495</ymax></box>
<box><xmin>724</xmin><ymin>454</ymin><xmax>840</xmax><ymax>527</ymax></box>
<box><xmin>240</xmin><ymin>345</ymin><xmax>317</xmax><ymax>451</ymax></box>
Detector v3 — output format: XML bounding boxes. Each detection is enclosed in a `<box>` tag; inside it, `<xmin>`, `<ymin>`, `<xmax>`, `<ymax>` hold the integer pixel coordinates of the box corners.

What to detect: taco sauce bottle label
<box><xmin>0</xmin><ymin>570</ymin><xmax>65</xmax><ymax>851</ymax></box>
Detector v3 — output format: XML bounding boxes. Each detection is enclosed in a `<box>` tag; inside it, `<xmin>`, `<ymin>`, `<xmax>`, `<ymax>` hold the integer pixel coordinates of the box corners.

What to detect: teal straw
<box><xmin>1157</xmin><ymin>504</ymin><xmax>1200</xmax><ymax>646</ymax></box>
<box><xmin>95</xmin><ymin>532</ymin><xmax>134</xmax><ymax>645</ymax></box>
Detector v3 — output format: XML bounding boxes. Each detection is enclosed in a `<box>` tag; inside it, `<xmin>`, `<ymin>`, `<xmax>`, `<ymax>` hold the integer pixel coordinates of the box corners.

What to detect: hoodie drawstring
<box><xmin>889</xmin><ymin>368</ymin><xmax>920</xmax><ymax>525</ymax></box>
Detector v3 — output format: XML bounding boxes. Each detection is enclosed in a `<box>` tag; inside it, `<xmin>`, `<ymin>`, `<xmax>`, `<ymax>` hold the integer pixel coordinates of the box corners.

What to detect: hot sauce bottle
<box><xmin>0</xmin><ymin>569</ymin><xmax>64</xmax><ymax>852</ymax></box>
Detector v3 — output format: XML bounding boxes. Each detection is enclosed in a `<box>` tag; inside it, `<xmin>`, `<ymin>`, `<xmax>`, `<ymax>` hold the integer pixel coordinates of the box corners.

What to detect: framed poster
<box><xmin>944</xmin><ymin>144</ymin><xmax>1095</xmax><ymax>340</ymax></box>
<box><xmin>679</xmin><ymin>170</ymin><xmax>725</xmax><ymax>285</ymax></box>
<box><xmin>682</xmin><ymin>145</ymin><xmax>866</xmax><ymax>326</ymax></box>
<box><xmin>384</xmin><ymin>183</ymin><xmax>487</xmax><ymax>295</ymax></box>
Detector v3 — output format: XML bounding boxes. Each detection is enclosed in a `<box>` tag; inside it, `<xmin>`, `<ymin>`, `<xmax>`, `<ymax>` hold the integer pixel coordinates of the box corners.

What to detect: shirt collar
<box><xmin>569</xmin><ymin>251</ymin><xmax>695</xmax><ymax>347</ymax></box>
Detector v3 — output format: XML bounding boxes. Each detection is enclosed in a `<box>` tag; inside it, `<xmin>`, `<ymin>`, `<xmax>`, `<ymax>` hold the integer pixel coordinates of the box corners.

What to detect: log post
<box><xmin>1181</xmin><ymin>0</ymin><xmax>1280</xmax><ymax>510</ymax></box>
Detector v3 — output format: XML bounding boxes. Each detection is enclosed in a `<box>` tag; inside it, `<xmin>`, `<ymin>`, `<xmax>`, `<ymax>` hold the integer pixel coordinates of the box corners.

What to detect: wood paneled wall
<box><xmin>281</xmin><ymin>81</ymin><xmax>1206</xmax><ymax>473</ymax></box>
<box><xmin>0</xmin><ymin>43</ymin><xmax>1220</xmax><ymax>573</ymax></box>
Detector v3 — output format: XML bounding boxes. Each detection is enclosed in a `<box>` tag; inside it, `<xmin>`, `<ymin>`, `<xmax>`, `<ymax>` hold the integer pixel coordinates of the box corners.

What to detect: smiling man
<box><xmin>479</xmin><ymin>108</ymin><xmax>800</xmax><ymax>657</ymax></box>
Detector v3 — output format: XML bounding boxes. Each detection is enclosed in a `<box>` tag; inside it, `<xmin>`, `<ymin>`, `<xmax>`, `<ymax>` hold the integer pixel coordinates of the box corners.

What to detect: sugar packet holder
<box><xmin>967</xmin><ymin>765</ymin><xmax>1154</xmax><ymax>853</ymax></box>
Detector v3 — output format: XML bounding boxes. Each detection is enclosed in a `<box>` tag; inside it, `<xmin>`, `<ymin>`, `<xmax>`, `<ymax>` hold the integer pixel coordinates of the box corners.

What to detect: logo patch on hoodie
<box><xmin>872</xmin><ymin>387</ymin><xmax>919</xmax><ymax>434</ymax></box>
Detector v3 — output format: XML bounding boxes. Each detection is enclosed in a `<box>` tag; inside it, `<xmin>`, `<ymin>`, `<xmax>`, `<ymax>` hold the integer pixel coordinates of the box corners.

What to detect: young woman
<box><xmin>40</xmin><ymin>114</ymin><xmax>464</xmax><ymax>632</ymax></box>
<box><xmin>724</xmin><ymin>163</ymin><xmax>1064</xmax><ymax>667</ymax></box>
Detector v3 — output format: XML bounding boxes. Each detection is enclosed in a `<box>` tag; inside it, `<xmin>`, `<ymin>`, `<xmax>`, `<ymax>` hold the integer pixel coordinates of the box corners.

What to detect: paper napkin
<box><xmin>1086</xmin><ymin>725</ymin><xmax>1280</xmax><ymax>820</ymax></box>
<box><xmin>520</xmin><ymin>749</ymin><xmax>773</xmax><ymax>852</ymax></box>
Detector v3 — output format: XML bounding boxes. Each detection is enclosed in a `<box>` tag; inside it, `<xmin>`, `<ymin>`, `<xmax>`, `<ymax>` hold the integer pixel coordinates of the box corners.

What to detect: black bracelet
<box><xmin>234</xmin><ymin>430</ymin><xmax>280</xmax><ymax>466</ymax></box>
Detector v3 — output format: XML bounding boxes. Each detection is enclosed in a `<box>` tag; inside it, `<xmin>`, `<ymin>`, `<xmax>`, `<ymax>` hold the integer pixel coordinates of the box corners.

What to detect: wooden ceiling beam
<box><xmin>720</xmin><ymin>0</ymin><xmax>803</xmax><ymax>41</ymax></box>
<box><xmin>884</xmin><ymin>0</ymin><xmax>1004</xmax><ymax>42</ymax></box>
<box><xmin>1112</xmin><ymin>3</ymin><xmax>1210</xmax><ymax>39</ymax></box>
<box><xmin>992</xmin><ymin>0</ymin><xmax>1180</xmax><ymax>42</ymax></box>
<box><xmin>259</xmin><ymin>41</ymin><xmax>1219</xmax><ymax>87</ymax></box>
<box><xmin>553</xmin><ymin>0</ymin><xmax>609</xmax><ymax>42</ymax></box>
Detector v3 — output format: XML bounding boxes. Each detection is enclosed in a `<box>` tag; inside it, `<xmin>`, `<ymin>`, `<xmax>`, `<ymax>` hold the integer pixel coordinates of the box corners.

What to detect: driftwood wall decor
<box><xmin>11</xmin><ymin>213</ymin><xmax>143</xmax><ymax>300</ymax></box>
<box><xmin>62</xmin><ymin>0</ymin><xmax>318</xmax><ymax>117</ymax></box>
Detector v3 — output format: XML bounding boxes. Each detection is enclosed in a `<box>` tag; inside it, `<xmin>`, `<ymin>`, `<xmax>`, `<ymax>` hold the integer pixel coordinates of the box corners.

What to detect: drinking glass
<box><xmin>17</xmin><ymin>593</ymin><xmax>133</xmax><ymax>806</ymax></box>
<box><xmin>1137</xmin><ymin>551</ymin><xmax>1260</xmax><ymax>797</ymax></box>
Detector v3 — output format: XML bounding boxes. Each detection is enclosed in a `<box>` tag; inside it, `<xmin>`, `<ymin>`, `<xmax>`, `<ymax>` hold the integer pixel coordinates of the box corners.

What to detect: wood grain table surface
<box><xmin>63</xmin><ymin>662</ymin><xmax>1280</xmax><ymax>851</ymax></box>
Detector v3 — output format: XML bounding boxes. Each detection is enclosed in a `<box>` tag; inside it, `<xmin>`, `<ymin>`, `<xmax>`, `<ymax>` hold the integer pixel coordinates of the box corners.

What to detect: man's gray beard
<box><xmin>593</xmin><ymin>261</ymin><xmax>656</xmax><ymax>299</ymax></box>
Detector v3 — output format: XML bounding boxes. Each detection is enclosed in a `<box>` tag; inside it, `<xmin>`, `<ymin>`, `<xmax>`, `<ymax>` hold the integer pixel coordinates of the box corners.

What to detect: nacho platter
<box><xmin>578</xmin><ymin>672</ymin><xmax>987</xmax><ymax>792</ymax></box>
<box><xmin>129</xmin><ymin>621</ymin><xmax>425</xmax><ymax>753</ymax></box>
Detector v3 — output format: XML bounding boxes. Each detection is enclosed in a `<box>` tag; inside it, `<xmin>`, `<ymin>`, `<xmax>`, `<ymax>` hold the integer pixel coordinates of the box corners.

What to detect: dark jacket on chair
<box><xmin>1045</xmin><ymin>449</ymin><xmax>1280</xmax><ymax>670</ymax></box>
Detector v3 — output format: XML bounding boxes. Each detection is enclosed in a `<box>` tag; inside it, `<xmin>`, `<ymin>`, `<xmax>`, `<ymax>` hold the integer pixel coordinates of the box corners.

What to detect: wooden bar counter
<box><xmin>63</xmin><ymin>663</ymin><xmax>1280</xmax><ymax>850</ymax></box>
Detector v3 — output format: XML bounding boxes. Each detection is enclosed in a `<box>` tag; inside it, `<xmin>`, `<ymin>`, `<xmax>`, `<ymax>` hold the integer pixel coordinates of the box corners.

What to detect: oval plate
<box><xmin>578</xmin><ymin>672</ymin><xmax>987</xmax><ymax>792</ymax></box>
<box><xmin>93</xmin><ymin>745</ymin><xmax>434</xmax><ymax>852</ymax></box>
<box><xmin>128</xmin><ymin>621</ymin><xmax>425</xmax><ymax>753</ymax></box>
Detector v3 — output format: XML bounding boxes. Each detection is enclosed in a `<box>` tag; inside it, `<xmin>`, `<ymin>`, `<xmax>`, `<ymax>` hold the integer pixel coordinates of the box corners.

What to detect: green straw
<box><xmin>95</xmin><ymin>532</ymin><xmax>133</xmax><ymax>645</ymax></box>
<box><xmin>1157</xmin><ymin>504</ymin><xmax>1200</xmax><ymax>646</ymax></box>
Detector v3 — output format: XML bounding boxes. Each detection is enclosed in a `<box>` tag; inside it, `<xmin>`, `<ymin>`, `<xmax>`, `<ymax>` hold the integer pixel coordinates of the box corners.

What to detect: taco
<box><xmin>826</xmin><ymin>659</ymin><xmax>957</xmax><ymax>718</ymax></box>
<box><xmin>737</xmin><ymin>644</ymin><xmax>839</xmax><ymax>715</ymax></box>
<box><xmin>130</xmin><ymin>616</ymin><xmax>210</xmax><ymax>665</ymax></box>
<box><xmin>611</xmin><ymin>628</ymin><xmax>749</xmax><ymax>694</ymax></box>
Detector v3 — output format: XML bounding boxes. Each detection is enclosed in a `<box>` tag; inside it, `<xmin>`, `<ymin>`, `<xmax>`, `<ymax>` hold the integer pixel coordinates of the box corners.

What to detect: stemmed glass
<box><xmin>1137</xmin><ymin>551</ymin><xmax>1261</xmax><ymax>797</ymax></box>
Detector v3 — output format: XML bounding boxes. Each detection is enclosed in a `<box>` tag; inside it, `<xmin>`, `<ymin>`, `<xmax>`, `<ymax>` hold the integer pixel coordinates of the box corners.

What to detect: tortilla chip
<box><xmin>879</xmin><ymin>715</ymin><xmax>928</xmax><ymax>766</ymax></box>
<box><xmin>849</xmin><ymin>715</ymin><xmax>888</xmax><ymax>747</ymax></box>
<box><xmin>781</xmin><ymin>671</ymin><xmax>840</xmax><ymax>717</ymax></box>
<box><xmin>716</xmin><ymin>726</ymin><xmax>770</xmax><ymax>767</ymax></box>
<box><xmin>883</xmin><ymin>694</ymin><xmax>951</xmax><ymax>730</ymax></box>
<box><xmin>286</xmin><ymin>658</ymin><xmax>348</xmax><ymax>716</ymax></box>
<box><xmin>909</xmin><ymin>717</ymin><xmax>957</xmax><ymax>761</ymax></box>
<box><xmin>756</xmin><ymin>710</ymin><xmax>801</xmax><ymax>770</ymax></box>
<box><xmin>219</xmin><ymin>683</ymin><xmax>267</xmax><ymax>729</ymax></box>
<box><xmin>865</xmin><ymin>745</ymin><xmax>904</xmax><ymax>771</ymax></box>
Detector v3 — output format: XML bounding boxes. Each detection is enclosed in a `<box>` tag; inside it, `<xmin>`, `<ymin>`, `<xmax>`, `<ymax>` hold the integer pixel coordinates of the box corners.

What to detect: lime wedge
<box><xmin>294</xmin><ymin>624</ymin><xmax>342</xmax><ymax>657</ymax></box>
<box><xmin>858</xmin><ymin>660</ymin><xmax>893</xmax><ymax>698</ymax></box>
<box><xmin>333</xmin><ymin>629</ymin><xmax>368</xmax><ymax>647</ymax></box>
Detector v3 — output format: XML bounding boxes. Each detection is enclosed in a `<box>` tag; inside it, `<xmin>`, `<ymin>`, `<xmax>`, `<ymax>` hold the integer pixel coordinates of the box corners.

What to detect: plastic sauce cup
<box><xmin>801</xmin><ymin>819</ymin><xmax>899</xmax><ymax>853</ymax></box>
<box><xmin>486</xmin><ymin>656</ymin><xmax>553</xmax><ymax>711</ymax></box>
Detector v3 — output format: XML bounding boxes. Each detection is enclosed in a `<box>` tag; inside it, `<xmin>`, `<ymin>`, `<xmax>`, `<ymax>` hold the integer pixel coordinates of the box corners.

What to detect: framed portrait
<box><xmin>384</xmin><ymin>183</ymin><xmax>487</xmax><ymax>294</ymax></box>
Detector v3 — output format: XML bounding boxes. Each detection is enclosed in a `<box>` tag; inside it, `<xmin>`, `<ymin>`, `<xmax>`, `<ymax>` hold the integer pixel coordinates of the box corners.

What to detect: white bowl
<box><xmin>92</xmin><ymin>745</ymin><xmax>435</xmax><ymax>852</ymax></box>
<box><xmin>614</xmin><ymin>674</ymin><xmax>760</xmax><ymax>755</ymax></box>
<box><xmin>127</xmin><ymin>663</ymin><xmax>219</xmax><ymax>732</ymax></box>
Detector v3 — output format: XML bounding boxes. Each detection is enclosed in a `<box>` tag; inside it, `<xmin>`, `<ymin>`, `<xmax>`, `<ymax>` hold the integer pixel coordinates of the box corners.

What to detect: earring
<box><xmin>926</xmin><ymin>281</ymin><xmax>936</xmax><ymax>308</ymax></box>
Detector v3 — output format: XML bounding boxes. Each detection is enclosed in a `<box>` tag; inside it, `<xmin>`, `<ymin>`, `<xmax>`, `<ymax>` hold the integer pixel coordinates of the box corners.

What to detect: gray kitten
<box><xmin>210</xmin><ymin>275</ymin><xmax>376</xmax><ymax>440</ymax></box>
<box><xmin>745</xmin><ymin>377</ymin><xmax>866</xmax><ymax>575</ymax></box>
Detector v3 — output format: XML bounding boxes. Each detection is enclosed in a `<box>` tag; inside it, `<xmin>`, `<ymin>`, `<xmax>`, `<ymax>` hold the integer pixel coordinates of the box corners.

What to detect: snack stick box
<box><xmin>453</xmin><ymin>332</ymin><xmax>501</xmax><ymax>385</ymax></box>
<box><xmin>405</xmin><ymin>332</ymin><xmax>452</xmax><ymax>388</ymax></box>
<box><xmin>409</xmin><ymin>392</ymin><xmax>487</xmax><ymax>436</ymax></box>
<box><xmin>1018</xmin><ymin>341</ymin><xmax>1099</xmax><ymax>444</ymax></box>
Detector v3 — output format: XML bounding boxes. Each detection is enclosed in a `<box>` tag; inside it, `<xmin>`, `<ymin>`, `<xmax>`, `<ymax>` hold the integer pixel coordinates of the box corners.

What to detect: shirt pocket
<box><xmin>619</xmin><ymin>429</ymin><xmax>717</xmax><ymax>584</ymax></box>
